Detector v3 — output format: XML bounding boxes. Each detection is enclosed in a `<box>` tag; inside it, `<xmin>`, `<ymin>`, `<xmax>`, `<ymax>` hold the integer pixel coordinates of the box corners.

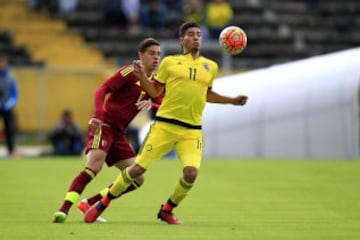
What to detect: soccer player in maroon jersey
<box><xmin>52</xmin><ymin>38</ymin><xmax>162</xmax><ymax>223</ymax></box>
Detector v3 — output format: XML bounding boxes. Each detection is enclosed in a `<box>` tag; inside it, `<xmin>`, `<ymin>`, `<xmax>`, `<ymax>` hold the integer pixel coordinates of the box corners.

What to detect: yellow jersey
<box><xmin>206</xmin><ymin>2</ymin><xmax>233</xmax><ymax>28</ymax></box>
<box><xmin>155</xmin><ymin>53</ymin><xmax>218</xmax><ymax>127</ymax></box>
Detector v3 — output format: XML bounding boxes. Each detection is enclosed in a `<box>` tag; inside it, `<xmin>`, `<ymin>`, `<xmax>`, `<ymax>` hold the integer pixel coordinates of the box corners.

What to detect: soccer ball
<box><xmin>219</xmin><ymin>26</ymin><xmax>247</xmax><ymax>55</ymax></box>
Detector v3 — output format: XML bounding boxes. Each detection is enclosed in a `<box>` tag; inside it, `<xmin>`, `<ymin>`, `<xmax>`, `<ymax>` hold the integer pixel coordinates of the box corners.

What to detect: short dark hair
<box><xmin>178</xmin><ymin>22</ymin><xmax>201</xmax><ymax>37</ymax></box>
<box><xmin>137</xmin><ymin>38</ymin><xmax>160</xmax><ymax>53</ymax></box>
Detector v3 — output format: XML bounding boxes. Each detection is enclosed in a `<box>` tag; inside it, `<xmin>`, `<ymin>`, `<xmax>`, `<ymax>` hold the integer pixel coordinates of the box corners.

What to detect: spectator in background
<box><xmin>183</xmin><ymin>0</ymin><xmax>208</xmax><ymax>39</ymax></box>
<box><xmin>103</xmin><ymin>0</ymin><xmax>140</xmax><ymax>35</ymax></box>
<box><xmin>121</xmin><ymin>0</ymin><xmax>140</xmax><ymax>35</ymax></box>
<box><xmin>58</xmin><ymin>0</ymin><xmax>78</xmax><ymax>15</ymax></box>
<box><xmin>140</xmin><ymin>0</ymin><xmax>168</xmax><ymax>30</ymax></box>
<box><xmin>164</xmin><ymin>0</ymin><xmax>184</xmax><ymax>13</ymax></box>
<box><xmin>183</xmin><ymin>0</ymin><xmax>204</xmax><ymax>25</ymax></box>
<box><xmin>48</xmin><ymin>109</ymin><xmax>84</xmax><ymax>156</ymax></box>
<box><xmin>0</xmin><ymin>55</ymin><xmax>18</xmax><ymax>157</ymax></box>
<box><xmin>205</xmin><ymin>0</ymin><xmax>234</xmax><ymax>39</ymax></box>
<box><xmin>103</xmin><ymin>0</ymin><xmax>128</xmax><ymax>28</ymax></box>
<box><xmin>163</xmin><ymin>0</ymin><xmax>184</xmax><ymax>30</ymax></box>
<box><xmin>27</xmin><ymin>0</ymin><xmax>57</xmax><ymax>14</ymax></box>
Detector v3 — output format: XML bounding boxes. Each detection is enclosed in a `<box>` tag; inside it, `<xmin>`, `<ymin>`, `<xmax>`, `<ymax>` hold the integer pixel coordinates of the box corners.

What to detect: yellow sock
<box><xmin>169</xmin><ymin>177</ymin><xmax>193</xmax><ymax>205</ymax></box>
<box><xmin>109</xmin><ymin>169</ymin><xmax>133</xmax><ymax>197</ymax></box>
<box><xmin>64</xmin><ymin>169</ymin><xmax>95</xmax><ymax>203</ymax></box>
<box><xmin>65</xmin><ymin>191</ymin><xmax>80</xmax><ymax>203</ymax></box>
<box><xmin>99</xmin><ymin>187</ymin><xmax>109</xmax><ymax>197</ymax></box>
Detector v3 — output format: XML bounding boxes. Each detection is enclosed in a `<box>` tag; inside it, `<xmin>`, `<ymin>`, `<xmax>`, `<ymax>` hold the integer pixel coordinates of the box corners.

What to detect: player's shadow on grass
<box><xmin>78</xmin><ymin>220</ymin><xmax>165</xmax><ymax>226</ymax></box>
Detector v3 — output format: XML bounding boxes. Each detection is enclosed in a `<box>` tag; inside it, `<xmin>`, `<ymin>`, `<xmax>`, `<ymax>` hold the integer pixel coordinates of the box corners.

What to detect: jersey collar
<box><xmin>183</xmin><ymin>52</ymin><xmax>201</xmax><ymax>61</ymax></box>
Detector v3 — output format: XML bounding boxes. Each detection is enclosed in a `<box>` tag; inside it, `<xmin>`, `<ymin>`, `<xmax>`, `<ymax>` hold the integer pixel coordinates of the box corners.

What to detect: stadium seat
<box><xmin>0</xmin><ymin>1</ymin><xmax>108</xmax><ymax>68</ymax></box>
<box><xmin>3</xmin><ymin>0</ymin><xmax>360</xmax><ymax>69</ymax></box>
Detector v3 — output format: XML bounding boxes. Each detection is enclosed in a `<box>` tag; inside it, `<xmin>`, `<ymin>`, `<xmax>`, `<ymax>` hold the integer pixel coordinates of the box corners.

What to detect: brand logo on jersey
<box><xmin>135</xmin><ymin>81</ymin><xmax>141</xmax><ymax>86</ymax></box>
<box><xmin>202</xmin><ymin>63</ymin><xmax>210</xmax><ymax>71</ymax></box>
<box><xmin>177</xmin><ymin>61</ymin><xmax>182</xmax><ymax>65</ymax></box>
<box><xmin>102</xmin><ymin>140</ymin><xmax>107</xmax><ymax>147</ymax></box>
<box><xmin>120</xmin><ymin>66</ymin><xmax>134</xmax><ymax>77</ymax></box>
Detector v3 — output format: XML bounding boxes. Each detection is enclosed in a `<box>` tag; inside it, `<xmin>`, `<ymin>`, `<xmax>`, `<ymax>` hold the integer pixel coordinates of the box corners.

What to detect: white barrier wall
<box><xmin>203</xmin><ymin>48</ymin><xmax>360</xmax><ymax>159</ymax></box>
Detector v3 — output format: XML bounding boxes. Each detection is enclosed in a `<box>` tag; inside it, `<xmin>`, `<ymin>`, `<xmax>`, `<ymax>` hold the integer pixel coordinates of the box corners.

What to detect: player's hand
<box><xmin>136</xmin><ymin>99</ymin><xmax>152</xmax><ymax>111</ymax></box>
<box><xmin>88</xmin><ymin>118</ymin><xmax>103</xmax><ymax>133</ymax></box>
<box><xmin>231</xmin><ymin>95</ymin><xmax>248</xmax><ymax>106</ymax></box>
<box><xmin>133</xmin><ymin>59</ymin><xmax>144</xmax><ymax>77</ymax></box>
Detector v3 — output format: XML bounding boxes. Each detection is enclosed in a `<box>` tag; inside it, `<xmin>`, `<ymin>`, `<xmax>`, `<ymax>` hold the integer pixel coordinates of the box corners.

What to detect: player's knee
<box><xmin>183</xmin><ymin>166</ymin><xmax>198</xmax><ymax>183</ymax></box>
<box><xmin>86</xmin><ymin>152</ymin><xmax>105</xmax><ymax>173</ymax></box>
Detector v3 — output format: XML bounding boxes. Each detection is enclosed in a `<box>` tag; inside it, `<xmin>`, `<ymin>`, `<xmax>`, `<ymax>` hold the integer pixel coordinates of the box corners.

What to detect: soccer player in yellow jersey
<box><xmin>84</xmin><ymin>22</ymin><xmax>248</xmax><ymax>224</ymax></box>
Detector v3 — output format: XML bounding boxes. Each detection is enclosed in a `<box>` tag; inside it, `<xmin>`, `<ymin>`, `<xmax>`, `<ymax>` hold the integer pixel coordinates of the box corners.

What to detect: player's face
<box><xmin>140</xmin><ymin>45</ymin><xmax>161</xmax><ymax>73</ymax></box>
<box><xmin>181</xmin><ymin>27</ymin><xmax>202</xmax><ymax>54</ymax></box>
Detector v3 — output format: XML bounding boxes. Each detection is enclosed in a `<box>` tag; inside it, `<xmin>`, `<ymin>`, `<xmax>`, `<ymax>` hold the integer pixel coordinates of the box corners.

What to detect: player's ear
<box><xmin>179</xmin><ymin>38</ymin><xmax>184</xmax><ymax>51</ymax></box>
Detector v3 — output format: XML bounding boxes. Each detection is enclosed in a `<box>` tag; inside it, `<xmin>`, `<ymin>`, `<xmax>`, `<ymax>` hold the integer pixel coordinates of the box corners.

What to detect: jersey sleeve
<box><xmin>155</xmin><ymin>56</ymin><xmax>170</xmax><ymax>84</ymax></box>
<box><xmin>93</xmin><ymin>68</ymin><xmax>130</xmax><ymax>120</ymax></box>
<box><xmin>105</xmin><ymin>67</ymin><xmax>132</xmax><ymax>91</ymax></box>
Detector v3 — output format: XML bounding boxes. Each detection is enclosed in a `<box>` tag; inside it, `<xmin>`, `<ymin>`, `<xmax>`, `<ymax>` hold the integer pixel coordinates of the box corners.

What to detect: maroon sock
<box><xmin>86</xmin><ymin>183</ymin><xmax>113</xmax><ymax>205</ymax></box>
<box><xmin>87</xmin><ymin>193</ymin><xmax>102</xmax><ymax>206</ymax></box>
<box><xmin>59</xmin><ymin>201</ymin><xmax>73</xmax><ymax>214</ymax></box>
<box><xmin>59</xmin><ymin>170</ymin><xmax>94</xmax><ymax>213</ymax></box>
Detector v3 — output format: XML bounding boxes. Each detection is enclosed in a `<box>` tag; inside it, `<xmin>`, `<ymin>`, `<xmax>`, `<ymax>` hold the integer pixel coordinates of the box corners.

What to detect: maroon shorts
<box><xmin>84</xmin><ymin>125</ymin><xmax>136</xmax><ymax>167</ymax></box>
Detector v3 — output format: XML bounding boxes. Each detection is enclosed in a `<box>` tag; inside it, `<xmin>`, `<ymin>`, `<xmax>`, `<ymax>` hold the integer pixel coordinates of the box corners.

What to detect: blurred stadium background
<box><xmin>0</xmin><ymin>0</ymin><xmax>359</xmax><ymax>158</ymax></box>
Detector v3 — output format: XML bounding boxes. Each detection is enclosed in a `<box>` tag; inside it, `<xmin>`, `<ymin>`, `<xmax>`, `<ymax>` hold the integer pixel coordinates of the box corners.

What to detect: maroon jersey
<box><xmin>93</xmin><ymin>64</ymin><xmax>162</xmax><ymax>131</ymax></box>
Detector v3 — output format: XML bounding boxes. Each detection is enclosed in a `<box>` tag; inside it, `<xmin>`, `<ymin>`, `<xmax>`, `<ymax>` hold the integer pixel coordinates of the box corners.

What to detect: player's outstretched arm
<box><xmin>207</xmin><ymin>88</ymin><xmax>248</xmax><ymax>106</ymax></box>
<box><xmin>133</xmin><ymin>60</ymin><xmax>163</xmax><ymax>97</ymax></box>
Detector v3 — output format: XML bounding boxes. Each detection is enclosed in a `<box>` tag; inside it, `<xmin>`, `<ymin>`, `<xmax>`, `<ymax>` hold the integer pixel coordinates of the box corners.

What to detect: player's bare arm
<box><xmin>133</xmin><ymin>60</ymin><xmax>163</xmax><ymax>97</ymax></box>
<box><xmin>207</xmin><ymin>88</ymin><xmax>248</xmax><ymax>105</ymax></box>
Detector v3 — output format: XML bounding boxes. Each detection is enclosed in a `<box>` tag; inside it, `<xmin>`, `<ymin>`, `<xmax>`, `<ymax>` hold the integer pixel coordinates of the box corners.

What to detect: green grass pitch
<box><xmin>0</xmin><ymin>157</ymin><xmax>360</xmax><ymax>240</ymax></box>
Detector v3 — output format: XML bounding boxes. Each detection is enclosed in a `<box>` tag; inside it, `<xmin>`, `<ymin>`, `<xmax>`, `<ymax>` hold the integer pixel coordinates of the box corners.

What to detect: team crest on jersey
<box><xmin>146</xmin><ymin>144</ymin><xmax>152</xmax><ymax>151</ymax></box>
<box><xmin>202</xmin><ymin>63</ymin><xmax>210</xmax><ymax>71</ymax></box>
<box><xmin>102</xmin><ymin>140</ymin><xmax>107</xmax><ymax>147</ymax></box>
